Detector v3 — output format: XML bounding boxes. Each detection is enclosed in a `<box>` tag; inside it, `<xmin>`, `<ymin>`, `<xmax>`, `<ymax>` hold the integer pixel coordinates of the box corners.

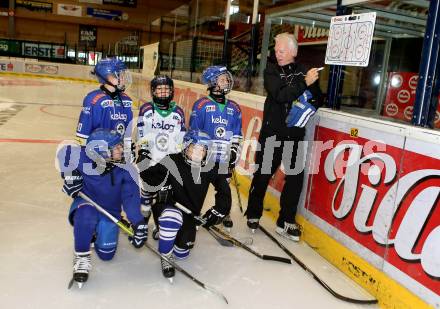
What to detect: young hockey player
<box><xmin>76</xmin><ymin>57</ymin><xmax>134</xmax><ymax>158</ymax></box>
<box><xmin>189</xmin><ymin>66</ymin><xmax>242</xmax><ymax>232</ymax></box>
<box><xmin>61</xmin><ymin>128</ymin><xmax>147</xmax><ymax>288</ymax></box>
<box><xmin>136</xmin><ymin>75</ymin><xmax>186</xmax><ymax>238</ymax></box>
<box><xmin>139</xmin><ymin>130</ymin><xmax>230</xmax><ymax>281</ymax></box>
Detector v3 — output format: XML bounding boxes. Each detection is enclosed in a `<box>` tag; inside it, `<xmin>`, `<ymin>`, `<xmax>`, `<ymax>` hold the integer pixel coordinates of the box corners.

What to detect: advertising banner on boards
<box><xmin>305</xmin><ymin>118</ymin><xmax>440</xmax><ymax>306</ymax></box>
<box><xmin>383</xmin><ymin>72</ymin><xmax>440</xmax><ymax>128</ymax></box>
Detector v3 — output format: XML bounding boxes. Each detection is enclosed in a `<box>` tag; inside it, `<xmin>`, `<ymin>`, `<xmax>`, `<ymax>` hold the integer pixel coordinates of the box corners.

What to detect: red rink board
<box><xmin>307</xmin><ymin>124</ymin><xmax>440</xmax><ymax>299</ymax></box>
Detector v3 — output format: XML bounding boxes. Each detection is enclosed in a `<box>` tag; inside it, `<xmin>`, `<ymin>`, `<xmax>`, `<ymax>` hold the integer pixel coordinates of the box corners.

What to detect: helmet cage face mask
<box><xmin>209</xmin><ymin>71</ymin><xmax>234</xmax><ymax>95</ymax></box>
<box><xmin>86</xmin><ymin>140</ymin><xmax>125</xmax><ymax>167</ymax></box>
<box><xmin>182</xmin><ymin>130</ymin><xmax>212</xmax><ymax>167</ymax></box>
<box><xmin>183</xmin><ymin>143</ymin><xmax>208</xmax><ymax>167</ymax></box>
<box><xmin>201</xmin><ymin>66</ymin><xmax>234</xmax><ymax>95</ymax></box>
<box><xmin>93</xmin><ymin>58</ymin><xmax>132</xmax><ymax>92</ymax></box>
<box><xmin>151</xmin><ymin>75</ymin><xmax>174</xmax><ymax>108</ymax></box>
<box><xmin>113</xmin><ymin>69</ymin><xmax>132</xmax><ymax>92</ymax></box>
<box><xmin>85</xmin><ymin>128</ymin><xmax>125</xmax><ymax>171</ymax></box>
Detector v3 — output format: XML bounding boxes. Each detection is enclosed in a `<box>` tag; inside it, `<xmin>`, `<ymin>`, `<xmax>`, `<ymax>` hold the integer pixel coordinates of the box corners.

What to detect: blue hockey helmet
<box><xmin>85</xmin><ymin>128</ymin><xmax>124</xmax><ymax>164</ymax></box>
<box><xmin>151</xmin><ymin>75</ymin><xmax>174</xmax><ymax>109</ymax></box>
<box><xmin>93</xmin><ymin>58</ymin><xmax>132</xmax><ymax>91</ymax></box>
<box><xmin>201</xmin><ymin>65</ymin><xmax>233</xmax><ymax>95</ymax></box>
<box><xmin>182</xmin><ymin>129</ymin><xmax>212</xmax><ymax>166</ymax></box>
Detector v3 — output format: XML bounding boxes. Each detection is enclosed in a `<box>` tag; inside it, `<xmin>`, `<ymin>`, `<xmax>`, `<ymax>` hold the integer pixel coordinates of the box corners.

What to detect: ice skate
<box><xmin>161</xmin><ymin>253</ymin><xmax>175</xmax><ymax>283</ymax></box>
<box><xmin>152</xmin><ymin>225</ymin><xmax>159</xmax><ymax>240</ymax></box>
<box><xmin>276</xmin><ymin>222</ymin><xmax>301</xmax><ymax>242</ymax></box>
<box><xmin>70</xmin><ymin>251</ymin><xmax>92</xmax><ymax>289</ymax></box>
<box><xmin>247</xmin><ymin>218</ymin><xmax>260</xmax><ymax>234</ymax></box>
<box><xmin>222</xmin><ymin>214</ymin><xmax>233</xmax><ymax>233</ymax></box>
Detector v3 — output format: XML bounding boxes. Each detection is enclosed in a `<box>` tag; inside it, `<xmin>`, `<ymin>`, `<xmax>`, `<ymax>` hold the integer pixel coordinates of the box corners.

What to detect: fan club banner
<box><xmin>306</xmin><ymin>123</ymin><xmax>439</xmax><ymax>305</ymax></box>
<box><xmin>383</xmin><ymin>72</ymin><xmax>440</xmax><ymax>128</ymax></box>
<box><xmin>140</xmin><ymin>43</ymin><xmax>159</xmax><ymax>79</ymax></box>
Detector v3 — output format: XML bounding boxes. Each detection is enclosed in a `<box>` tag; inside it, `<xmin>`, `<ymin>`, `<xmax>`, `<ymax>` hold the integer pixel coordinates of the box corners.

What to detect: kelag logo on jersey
<box><xmin>227</xmin><ymin>107</ymin><xmax>234</xmax><ymax>115</ymax></box>
<box><xmin>152</xmin><ymin>120</ymin><xmax>175</xmax><ymax>131</ymax></box>
<box><xmin>111</xmin><ymin>112</ymin><xmax>128</xmax><ymax>121</ymax></box>
<box><xmin>211</xmin><ymin>116</ymin><xmax>228</xmax><ymax>125</ymax></box>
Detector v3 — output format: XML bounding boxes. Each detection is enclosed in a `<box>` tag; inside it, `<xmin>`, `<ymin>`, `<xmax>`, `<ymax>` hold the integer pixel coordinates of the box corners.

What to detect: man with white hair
<box><xmin>245</xmin><ymin>32</ymin><xmax>323</xmax><ymax>241</ymax></box>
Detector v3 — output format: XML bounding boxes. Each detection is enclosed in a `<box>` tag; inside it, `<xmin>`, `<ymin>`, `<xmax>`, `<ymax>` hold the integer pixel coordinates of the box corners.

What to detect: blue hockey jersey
<box><xmin>75</xmin><ymin>89</ymin><xmax>133</xmax><ymax>148</ymax></box>
<box><xmin>75</xmin><ymin>150</ymin><xmax>143</xmax><ymax>224</ymax></box>
<box><xmin>189</xmin><ymin>96</ymin><xmax>242</xmax><ymax>163</ymax></box>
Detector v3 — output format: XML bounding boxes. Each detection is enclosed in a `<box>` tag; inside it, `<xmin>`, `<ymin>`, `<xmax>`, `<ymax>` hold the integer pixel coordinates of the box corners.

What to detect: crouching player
<box><xmin>139</xmin><ymin>130</ymin><xmax>230</xmax><ymax>281</ymax></box>
<box><xmin>60</xmin><ymin>128</ymin><xmax>147</xmax><ymax>288</ymax></box>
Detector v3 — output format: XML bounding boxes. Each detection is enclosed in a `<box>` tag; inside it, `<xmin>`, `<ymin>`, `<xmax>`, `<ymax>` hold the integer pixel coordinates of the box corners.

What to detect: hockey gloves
<box><xmin>136</xmin><ymin>148</ymin><xmax>152</xmax><ymax>166</ymax></box>
<box><xmin>286</xmin><ymin>90</ymin><xmax>316</xmax><ymax>128</ymax></box>
<box><xmin>129</xmin><ymin>219</ymin><xmax>148</xmax><ymax>248</ymax></box>
<box><xmin>62</xmin><ymin>169</ymin><xmax>83</xmax><ymax>198</ymax></box>
<box><xmin>202</xmin><ymin>207</ymin><xmax>226</xmax><ymax>228</ymax></box>
<box><xmin>226</xmin><ymin>143</ymin><xmax>240</xmax><ymax>179</ymax></box>
<box><xmin>228</xmin><ymin>143</ymin><xmax>240</xmax><ymax>169</ymax></box>
<box><xmin>140</xmin><ymin>187</ymin><xmax>156</xmax><ymax>219</ymax></box>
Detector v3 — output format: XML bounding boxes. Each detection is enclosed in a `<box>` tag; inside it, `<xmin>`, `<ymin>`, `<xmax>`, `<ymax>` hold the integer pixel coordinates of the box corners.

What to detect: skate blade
<box><xmin>195</xmin><ymin>226</ymin><xmax>199</xmax><ymax>231</ymax></box>
<box><xmin>68</xmin><ymin>278</ymin><xmax>75</xmax><ymax>289</ymax></box>
<box><xmin>77</xmin><ymin>282</ymin><xmax>84</xmax><ymax>289</ymax></box>
<box><xmin>224</xmin><ymin>227</ymin><xmax>231</xmax><ymax>233</ymax></box>
<box><xmin>167</xmin><ymin>277</ymin><xmax>174</xmax><ymax>284</ymax></box>
<box><xmin>243</xmin><ymin>237</ymin><xmax>254</xmax><ymax>246</ymax></box>
<box><xmin>251</xmin><ymin>228</ymin><xmax>256</xmax><ymax>234</ymax></box>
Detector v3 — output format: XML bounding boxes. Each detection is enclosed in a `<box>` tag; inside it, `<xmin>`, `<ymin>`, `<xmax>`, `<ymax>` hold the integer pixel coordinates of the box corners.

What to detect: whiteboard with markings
<box><xmin>325</xmin><ymin>12</ymin><xmax>376</xmax><ymax>67</ymax></box>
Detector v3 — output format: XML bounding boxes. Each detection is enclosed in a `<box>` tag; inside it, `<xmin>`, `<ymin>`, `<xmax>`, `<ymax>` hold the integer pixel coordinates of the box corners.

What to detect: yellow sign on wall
<box><xmin>350</xmin><ymin>128</ymin><xmax>359</xmax><ymax>138</ymax></box>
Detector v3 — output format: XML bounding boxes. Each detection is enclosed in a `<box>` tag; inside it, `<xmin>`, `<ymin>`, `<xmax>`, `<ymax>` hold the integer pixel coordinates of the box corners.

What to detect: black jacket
<box><xmin>139</xmin><ymin>154</ymin><xmax>230</xmax><ymax>216</ymax></box>
<box><xmin>262</xmin><ymin>61</ymin><xmax>323</xmax><ymax>137</ymax></box>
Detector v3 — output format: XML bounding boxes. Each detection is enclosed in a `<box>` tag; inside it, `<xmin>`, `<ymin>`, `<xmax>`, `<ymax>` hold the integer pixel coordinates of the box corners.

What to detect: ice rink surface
<box><xmin>0</xmin><ymin>75</ymin><xmax>377</xmax><ymax>309</ymax></box>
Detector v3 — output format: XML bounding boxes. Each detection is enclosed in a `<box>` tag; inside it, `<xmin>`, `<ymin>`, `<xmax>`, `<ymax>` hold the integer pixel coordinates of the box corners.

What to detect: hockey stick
<box><xmin>207</xmin><ymin>229</ymin><xmax>233</xmax><ymax>247</ymax></box>
<box><xmin>232</xmin><ymin>170</ymin><xmax>244</xmax><ymax>213</ymax></box>
<box><xmin>77</xmin><ymin>192</ymin><xmax>228</xmax><ymax>304</ymax></box>
<box><xmin>258</xmin><ymin>225</ymin><xmax>377</xmax><ymax>305</ymax></box>
<box><xmin>173</xmin><ymin>202</ymin><xmax>292</xmax><ymax>265</ymax></box>
<box><xmin>208</xmin><ymin>228</ymin><xmax>254</xmax><ymax>247</ymax></box>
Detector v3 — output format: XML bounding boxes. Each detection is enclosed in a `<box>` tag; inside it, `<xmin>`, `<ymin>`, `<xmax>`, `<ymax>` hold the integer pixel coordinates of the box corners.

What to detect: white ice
<box><xmin>0</xmin><ymin>75</ymin><xmax>377</xmax><ymax>309</ymax></box>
